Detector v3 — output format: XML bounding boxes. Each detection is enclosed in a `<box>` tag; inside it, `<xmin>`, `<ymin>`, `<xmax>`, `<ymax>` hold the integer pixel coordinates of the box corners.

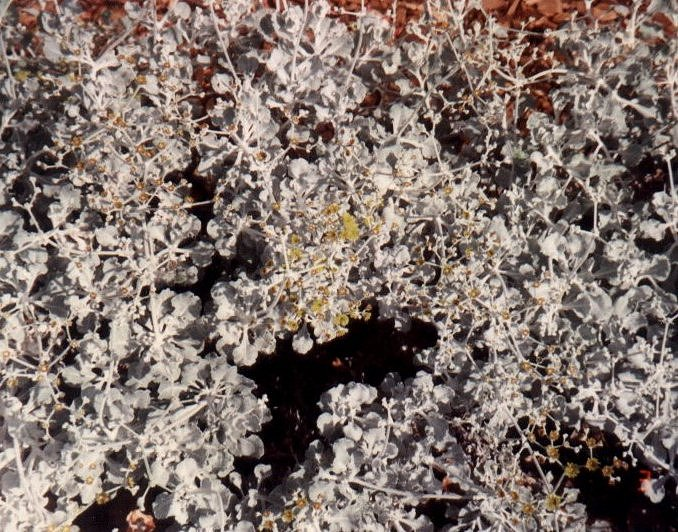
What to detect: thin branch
<box><xmin>347</xmin><ymin>476</ymin><xmax>471</xmax><ymax>503</ymax></box>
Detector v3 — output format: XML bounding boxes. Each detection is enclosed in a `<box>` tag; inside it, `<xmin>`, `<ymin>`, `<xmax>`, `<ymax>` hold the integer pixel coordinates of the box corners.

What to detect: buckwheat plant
<box><xmin>0</xmin><ymin>0</ymin><xmax>675</xmax><ymax>530</ymax></box>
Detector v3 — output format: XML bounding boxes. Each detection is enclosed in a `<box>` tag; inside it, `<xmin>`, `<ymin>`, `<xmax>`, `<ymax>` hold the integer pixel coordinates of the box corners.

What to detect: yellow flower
<box><xmin>521</xmin><ymin>502</ymin><xmax>535</xmax><ymax>515</ymax></box>
<box><xmin>288</xmin><ymin>247</ymin><xmax>303</xmax><ymax>262</ymax></box>
<box><xmin>283</xmin><ymin>318</ymin><xmax>299</xmax><ymax>332</ymax></box>
<box><xmin>586</xmin><ymin>457</ymin><xmax>600</xmax><ymax>471</ymax></box>
<box><xmin>323</xmin><ymin>203</ymin><xmax>340</xmax><ymax>215</ymax></box>
<box><xmin>564</xmin><ymin>463</ymin><xmax>580</xmax><ymax>478</ymax></box>
<box><xmin>340</xmin><ymin>212</ymin><xmax>360</xmax><ymax>242</ymax></box>
<box><xmin>310</xmin><ymin>299</ymin><xmax>326</xmax><ymax>314</ymax></box>
<box><xmin>544</xmin><ymin>493</ymin><xmax>562</xmax><ymax>511</ymax></box>
<box><xmin>333</xmin><ymin>313</ymin><xmax>350</xmax><ymax>327</ymax></box>
<box><xmin>295</xmin><ymin>496</ymin><xmax>307</xmax><ymax>508</ymax></box>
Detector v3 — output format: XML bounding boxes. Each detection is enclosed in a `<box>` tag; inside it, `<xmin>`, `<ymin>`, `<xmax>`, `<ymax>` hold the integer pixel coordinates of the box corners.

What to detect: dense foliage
<box><xmin>0</xmin><ymin>0</ymin><xmax>675</xmax><ymax>530</ymax></box>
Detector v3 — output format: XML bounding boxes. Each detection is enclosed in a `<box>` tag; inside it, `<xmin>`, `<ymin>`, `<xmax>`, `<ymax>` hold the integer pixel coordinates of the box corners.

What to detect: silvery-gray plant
<box><xmin>0</xmin><ymin>0</ymin><xmax>675</xmax><ymax>530</ymax></box>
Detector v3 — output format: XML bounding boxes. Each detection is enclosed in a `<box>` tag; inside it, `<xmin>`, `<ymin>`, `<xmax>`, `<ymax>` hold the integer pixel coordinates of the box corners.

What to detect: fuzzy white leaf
<box><xmin>292</xmin><ymin>324</ymin><xmax>314</xmax><ymax>354</ymax></box>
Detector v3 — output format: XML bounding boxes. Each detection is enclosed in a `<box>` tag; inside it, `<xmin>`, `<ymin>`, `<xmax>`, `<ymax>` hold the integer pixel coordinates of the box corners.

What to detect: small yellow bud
<box><xmin>564</xmin><ymin>463</ymin><xmax>580</xmax><ymax>478</ymax></box>
<box><xmin>546</xmin><ymin>446</ymin><xmax>559</xmax><ymax>459</ymax></box>
<box><xmin>295</xmin><ymin>496</ymin><xmax>307</xmax><ymax>508</ymax></box>
<box><xmin>282</xmin><ymin>509</ymin><xmax>294</xmax><ymax>523</ymax></box>
<box><xmin>586</xmin><ymin>458</ymin><xmax>600</xmax><ymax>471</ymax></box>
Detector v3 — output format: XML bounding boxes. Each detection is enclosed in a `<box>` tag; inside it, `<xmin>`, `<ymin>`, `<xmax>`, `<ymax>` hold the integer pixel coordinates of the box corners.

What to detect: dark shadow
<box><xmin>239</xmin><ymin>301</ymin><xmax>438</xmax><ymax>492</ymax></box>
<box><xmin>513</xmin><ymin>421</ymin><xmax>678</xmax><ymax>531</ymax></box>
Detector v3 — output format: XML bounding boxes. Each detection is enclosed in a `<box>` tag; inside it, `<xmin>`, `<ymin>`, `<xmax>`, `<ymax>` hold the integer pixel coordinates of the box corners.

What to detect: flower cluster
<box><xmin>0</xmin><ymin>0</ymin><xmax>675</xmax><ymax>530</ymax></box>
